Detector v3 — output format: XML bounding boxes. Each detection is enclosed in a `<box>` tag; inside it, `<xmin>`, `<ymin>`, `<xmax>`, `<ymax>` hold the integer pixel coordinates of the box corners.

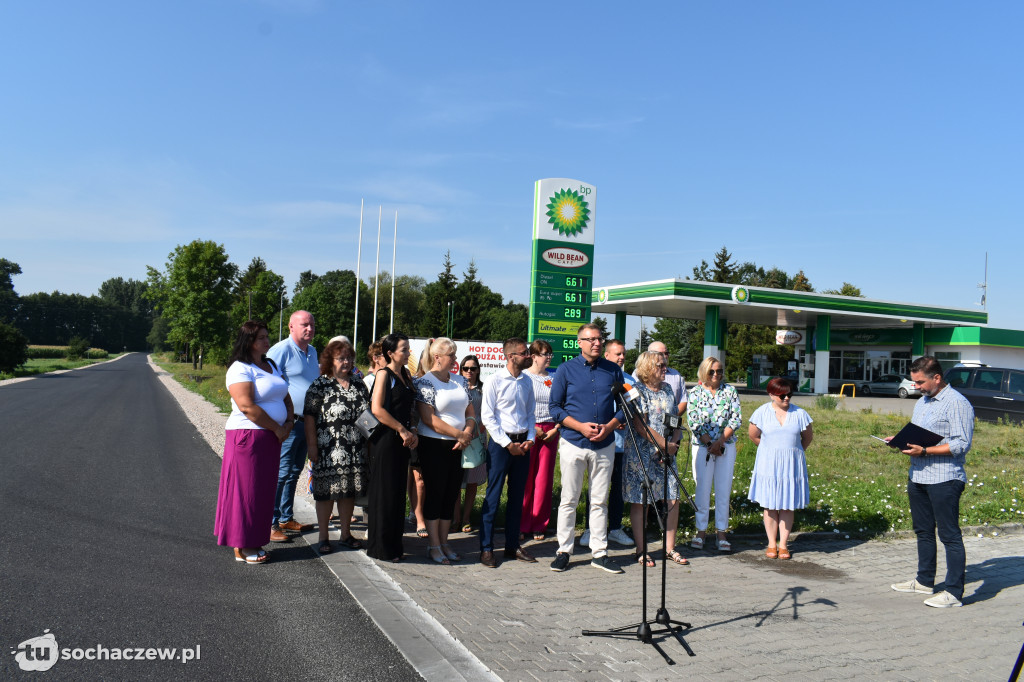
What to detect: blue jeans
<box><xmin>908</xmin><ymin>479</ymin><xmax>966</xmax><ymax>600</ymax></box>
<box><xmin>479</xmin><ymin>439</ymin><xmax>530</xmax><ymax>553</ymax></box>
<box><xmin>585</xmin><ymin>450</ymin><xmax>625</xmax><ymax>532</ymax></box>
<box><xmin>273</xmin><ymin>421</ymin><xmax>307</xmax><ymax>525</ymax></box>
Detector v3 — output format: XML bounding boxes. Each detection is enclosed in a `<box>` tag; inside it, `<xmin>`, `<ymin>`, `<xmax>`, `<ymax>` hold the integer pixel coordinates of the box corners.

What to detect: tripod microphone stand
<box><xmin>582</xmin><ymin>387</ymin><xmax>698</xmax><ymax>664</ymax></box>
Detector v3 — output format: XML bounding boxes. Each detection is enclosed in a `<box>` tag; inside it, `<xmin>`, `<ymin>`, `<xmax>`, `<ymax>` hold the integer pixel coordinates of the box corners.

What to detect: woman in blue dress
<box><xmin>747</xmin><ymin>377</ymin><xmax>814</xmax><ymax>560</ymax></box>
<box><xmin>622</xmin><ymin>351</ymin><xmax>688</xmax><ymax>567</ymax></box>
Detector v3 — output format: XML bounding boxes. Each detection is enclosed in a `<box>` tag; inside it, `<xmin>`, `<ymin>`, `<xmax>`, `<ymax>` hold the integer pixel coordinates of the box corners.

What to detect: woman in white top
<box><xmin>521</xmin><ymin>339</ymin><xmax>560</xmax><ymax>542</ymax></box>
<box><xmin>214</xmin><ymin>320</ymin><xmax>293</xmax><ymax>565</ymax></box>
<box><xmin>413</xmin><ymin>337</ymin><xmax>476</xmax><ymax>565</ymax></box>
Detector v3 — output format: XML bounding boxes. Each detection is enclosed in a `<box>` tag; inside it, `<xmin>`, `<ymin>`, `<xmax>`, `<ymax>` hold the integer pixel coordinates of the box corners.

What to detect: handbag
<box><xmin>355</xmin><ymin>408</ymin><xmax>380</xmax><ymax>440</ymax></box>
<box><xmin>461</xmin><ymin>436</ymin><xmax>486</xmax><ymax>469</ymax></box>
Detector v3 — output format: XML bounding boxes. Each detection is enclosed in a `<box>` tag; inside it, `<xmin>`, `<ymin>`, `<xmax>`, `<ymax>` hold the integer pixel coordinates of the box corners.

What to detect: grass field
<box><xmin>0</xmin><ymin>355</ymin><xmax>118</xmax><ymax>380</ymax></box>
<box><xmin>151</xmin><ymin>353</ymin><xmax>1023</xmax><ymax>541</ymax></box>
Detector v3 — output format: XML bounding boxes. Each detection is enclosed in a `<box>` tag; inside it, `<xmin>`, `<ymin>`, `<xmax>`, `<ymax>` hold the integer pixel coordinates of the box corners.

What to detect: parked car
<box><xmin>944</xmin><ymin>366</ymin><xmax>1024</xmax><ymax>424</ymax></box>
<box><xmin>857</xmin><ymin>374</ymin><xmax>920</xmax><ymax>398</ymax></box>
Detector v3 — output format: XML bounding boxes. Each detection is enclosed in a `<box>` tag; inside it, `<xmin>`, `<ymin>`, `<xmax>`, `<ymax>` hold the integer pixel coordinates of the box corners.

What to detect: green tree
<box><xmin>0</xmin><ymin>258</ymin><xmax>22</xmax><ymax>323</ymax></box>
<box><xmin>420</xmin><ymin>251</ymin><xmax>459</xmax><ymax>337</ymax></box>
<box><xmin>98</xmin><ymin>277</ymin><xmax>152</xmax><ymax>315</ymax></box>
<box><xmin>290</xmin><ymin>269</ymin><xmax>360</xmax><ymax>350</ymax></box>
<box><xmin>0</xmin><ymin>321</ymin><xmax>28</xmax><ymax>373</ymax></box>
<box><xmin>454</xmin><ymin>260</ymin><xmax>502</xmax><ymax>339</ymax></box>
<box><xmin>591</xmin><ymin>316</ymin><xmax>610</xmax><ymax>341</ymax></box>
<box><xmin>692</xmin><ymin>246</ymin><xmax>738</xmax><ymax>284</ymax></box>
<box><xmin>791</xmin><ymin>270</ymin><xmax>813</xmax><ymax>292</ymax></box>
<box><xmin>822</xmin><ymin>282</ymin><xmax>863</xmax><ymax>297</ymax></box>
<box><xmin>230</xmin><ymin>258</ymin><xmax>287</xmax><ymax>331</ymax></box>
<box><xmin>486</xmin><ymin>302</ymin><xmax>528</xmax><ymax>341</ymax></box>
<box><xmin>146</xmin><ymin>240</ymin><xmax>237</xmax><ymax>368</ymax></box>
<box><xmin>391</xmin><ymin>274</ymin><xmax>427</xmax><ymax>336</ymax></box>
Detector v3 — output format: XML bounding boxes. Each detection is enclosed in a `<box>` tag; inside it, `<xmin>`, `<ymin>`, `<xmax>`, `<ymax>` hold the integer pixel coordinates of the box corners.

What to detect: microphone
<box><xmin>612</xmin><ymin>381</ymin><xmax>645</xmax><ymax>419</ymax></box>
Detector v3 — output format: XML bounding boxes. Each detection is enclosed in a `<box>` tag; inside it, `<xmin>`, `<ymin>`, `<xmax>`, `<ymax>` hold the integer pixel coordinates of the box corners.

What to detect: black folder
<box><xmin>871</xmin><ymin>422</ymin><xmax>943</xmax><ymax>451</ymax></box>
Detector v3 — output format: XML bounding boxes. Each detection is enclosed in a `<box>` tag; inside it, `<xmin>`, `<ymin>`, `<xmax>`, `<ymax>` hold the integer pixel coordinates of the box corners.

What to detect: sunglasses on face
<box><xmin>461</xmin><ymin>366</ymin><xmax>479</xmax><ymax>371</ymax></box>
<box><xmin>774</xmin><ymin>393</ymin><xmax>792</xmax><ymax>400</ymax></box>
<box><xmin>708</xmin><ymin>369</ymin><xmax>724</xmax><ymax>376</ymax></box>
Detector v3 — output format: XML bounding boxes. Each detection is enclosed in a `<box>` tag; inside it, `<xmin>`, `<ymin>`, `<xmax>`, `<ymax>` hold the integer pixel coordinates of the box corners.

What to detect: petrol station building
<box><xmin>591</xmin><ymin>278</ymin><xmax>1024</xmax><ymax>394</ymax></box>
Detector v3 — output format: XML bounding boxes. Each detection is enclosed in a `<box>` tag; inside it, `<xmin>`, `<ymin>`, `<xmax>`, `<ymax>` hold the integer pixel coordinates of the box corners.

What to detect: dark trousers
<box><xmin>479</xmin><ymin>439</ymin><xmax>530</xmax><ymax>553</ymax></box>
<box><xmin>908</xmin><ymin>479</ymin><xmax>966</xmax><ymax>599</ymax></box>
<box><xmin>418</xmin><ymin>436</ymin><xmax>463</xmax><ymax>521</ymax></box>
<box><xmin>585</xmin><ymin>450</ymin><xmax>625</xmax><ymax>531</ymax></box>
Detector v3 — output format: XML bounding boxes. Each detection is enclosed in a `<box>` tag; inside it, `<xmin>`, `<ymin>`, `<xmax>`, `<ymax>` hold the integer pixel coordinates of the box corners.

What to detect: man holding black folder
<box><xmin>889</xmin><ymin>356</ymin><xmax>974</xmax><ymax>608</ymax></box>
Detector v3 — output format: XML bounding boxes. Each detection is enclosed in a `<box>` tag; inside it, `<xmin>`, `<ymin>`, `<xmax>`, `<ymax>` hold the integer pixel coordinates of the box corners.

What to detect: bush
<box><xmin>816</xmin><ymin>394</ymin><xmax>839</xmax><ymax>411</ymax></box>
<box><xmin>67</xmin><ymin>336</ymin><xmax>90</xmax><ymax>360</ymax></box>
<box><xmin>0</xmin><ymin>322</ymin><xmax>29</xmax><ymax>373</ymax></box>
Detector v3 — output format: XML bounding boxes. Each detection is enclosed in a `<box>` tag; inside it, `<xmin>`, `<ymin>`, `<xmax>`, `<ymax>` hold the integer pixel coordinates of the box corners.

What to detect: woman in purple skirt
<box><xmin>214</xmin><ymin>320</ymin><xmax>293</xmax><ymax>564</ymax></box>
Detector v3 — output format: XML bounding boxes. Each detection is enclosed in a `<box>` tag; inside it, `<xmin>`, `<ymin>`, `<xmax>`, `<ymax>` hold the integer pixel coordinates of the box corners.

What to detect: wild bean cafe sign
<box><xmin>529</xmin><ymin>179</ymin><xmax>596</xmax><ymax>369</ymax></box>
<box><xmin>776</xmin><ymin>329</ymin><xmax>806</xmax><ymax>346</ymax></box>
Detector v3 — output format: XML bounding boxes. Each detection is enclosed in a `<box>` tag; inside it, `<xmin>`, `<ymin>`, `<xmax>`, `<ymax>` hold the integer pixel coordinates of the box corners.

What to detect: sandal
<box><xmin>461</xmin><ymin>524</ymin><xmax>472</xmax><ymax>533</ymax></box>
<box><xmin>766</xmin><ymin>546</ymin><xmax>778</xmax><ymax>559</ymax></box>
<box><xmin>318</xmin><ymin>539</ymin><xmax>333</xmax><ymax>554</ymax></box>
<box><xmin>690</xmin><ymin>536</ymin><xmax>705</xmax><ymax>550</ymax></box>
<box><xmin>339</xmin><ymin>535</ymin><xmax>362</xmax><ymax>550</ymax></box>
<box><xmin>234</xmin><ymin>548</ymin><xmax>268</xmax><ymax>564</ymax></box>
<box><xmin>635</xmin><ymin>552</ymin><xmax>656</xmax><ymax>568</ymax></box>
<box><xmin>427</xmin><ymin>546</ymin><xmax>450</xmax><ymax>565</ymax></box>
<box><xmin>718</xmin><ymin>538</ymin><xmax>732</xmax><ymax>553</ymax></box>
<box><xmin>778</xmin><ymin>547</ymin><xmax>791</xmax><ymax>560</ymax></box>
<box><xmin>416</xmin><ymin>527</ymin><xmax>429</xmax><ymax>539</ymax></box>
<box><xmin>440</xmin><ymin>543</ymin><xmax>461</xmax><ymax>561</ymax></box>
<box><xmin>533</xmin><ymin>533</ymin><xmax>545</xmax><ymax>542</ymax></box>
<box><xmin>667</xmin><ymin>550</ymin><xmax>689</xmax><ymax>566</ymax></box>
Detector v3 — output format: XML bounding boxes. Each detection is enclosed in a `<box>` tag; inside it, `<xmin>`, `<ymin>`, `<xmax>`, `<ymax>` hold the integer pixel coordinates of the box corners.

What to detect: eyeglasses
<box><xmin>537</xmin><ymin>352</ymin><xmax>553</xmax><ymax>358</ymax></box>
<box><xmin>775</xmin><ymin>393</ymin><xmax>792</xmax><ymax>400</ymax></box>
<box><xmin>708</xmin><ymin>369</ymin><xmax>724</xmax><ymax>376</ymax></box>
<box><xmin>461</xmin><ymin>366</ymin><xmax>479</xmax><ymax>372</ymax></box>
<box><xmin>578</xmin><ymin>337</ymin><xmax>602</xmax><ymax>344</ymax></box>
<box><xmin>655</xmin><ymin>363</ymin><xmax>667</xmax><ymax>369</ymax></box>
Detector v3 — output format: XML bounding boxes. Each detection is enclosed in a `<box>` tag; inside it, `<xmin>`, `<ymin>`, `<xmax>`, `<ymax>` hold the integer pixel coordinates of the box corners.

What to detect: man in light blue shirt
<box><xmin>267</xmin><ymin>310</ymin><xmax>319</xmax><ymax>540</ymax></box>
<box><xmin>889</xmin><ymin>356</ymin><xmax>974</xmax><ymax>608</ymax></box>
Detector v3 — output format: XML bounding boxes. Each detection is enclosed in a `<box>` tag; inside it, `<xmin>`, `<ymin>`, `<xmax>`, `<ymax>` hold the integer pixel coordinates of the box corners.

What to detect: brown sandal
<box><xmin>766</xmin><ymin>547</ymin><xmax>778</xmax><ymax>559</ymax></box>
<box><xmin>635</xmin><ymin>552</ymin><xmax>656</xmax><ymax>568</ymax></box>
<box><xmin>778</xmin><ymin>547</ymin><xmax>791</xmax><ymax>560</ymax></box>
<box><xmin>667</xmin><ymin>550</ymin><xmax>689</xmax><ymax>565</ymax></box>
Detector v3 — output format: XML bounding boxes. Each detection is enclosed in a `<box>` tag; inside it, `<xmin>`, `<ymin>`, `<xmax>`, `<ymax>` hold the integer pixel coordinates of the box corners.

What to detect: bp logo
<box><xmin>731</xmin><ymin>286</ymin><xmax>750</xmax><ymax>304</ymax></box>
<box><xmin>598</xmin><ymin>288</ymin><xmax>608</xmax><ymax>303</ymax></box>
<box><xmin>546</xmin><ymin>188</ymin><xmax>591</xmax><ymax>237</ymax></box>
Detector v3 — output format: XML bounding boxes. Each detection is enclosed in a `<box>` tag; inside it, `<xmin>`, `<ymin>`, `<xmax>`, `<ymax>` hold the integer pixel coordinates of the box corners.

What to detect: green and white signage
<box><xmin>529</xmin><ymin>178</ymin><xmax>596</xmax><ymax>368</ymax></box>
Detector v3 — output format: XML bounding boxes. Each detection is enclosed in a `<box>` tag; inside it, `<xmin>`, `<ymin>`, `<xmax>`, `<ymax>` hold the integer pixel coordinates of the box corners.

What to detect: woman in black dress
<box><xmin>366</xmin><ymin>333</ymin><xmax>418</xmax><ymax>562</ymax></box>
<box><xmin>304</xmin><ymin>339</ymin><xmax>370</xmax><ymax>554</ymax></box>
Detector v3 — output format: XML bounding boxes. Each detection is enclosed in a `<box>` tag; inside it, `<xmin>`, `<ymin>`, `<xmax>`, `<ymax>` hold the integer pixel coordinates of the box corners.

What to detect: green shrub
<box><xmin>26</xmin><ymin>346</ymin><xmax>70</xmax><ymax>359</ymax></box>
<box><xmin>0</xmin><ymin>322</ymin><xmax>29</xmax><ymax>373</ymax></box>
<box><xmin>66</xmin><ymin>336</ymin><xmax>90</xmax><ymax>360</ymax></box>
<box><xmin>816</xmin><ymin>394</ymin><xmax>839</xmax><ymax>411</ymax></box>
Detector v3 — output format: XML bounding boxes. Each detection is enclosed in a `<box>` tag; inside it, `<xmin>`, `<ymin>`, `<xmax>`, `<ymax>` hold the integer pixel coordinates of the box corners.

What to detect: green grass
<box><xmin>152</xmin><ymin>355</ymin><xmax>1024</xmax><ymax>543</ymax></box>
<box><xmin>0</xmin><ymin>355</ymin><xmax>120</xmax><ymax>380</ymax></box>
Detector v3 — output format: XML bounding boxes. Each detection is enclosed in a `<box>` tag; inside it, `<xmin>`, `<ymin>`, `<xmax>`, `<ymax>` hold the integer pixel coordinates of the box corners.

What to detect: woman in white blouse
<box><xmin>413</xmin><ymin>337</ymin><xmax>476</xmax><ymax>565</ymax></box>
<box><xmin>521</xmin><ymin>338</ymin><xmax>559</xmax><ymax>542</ymax></box>
<box><xmin>214</xmin><ymin>320</ymin><xmax>293</xmax><ymax>564</ymax></box>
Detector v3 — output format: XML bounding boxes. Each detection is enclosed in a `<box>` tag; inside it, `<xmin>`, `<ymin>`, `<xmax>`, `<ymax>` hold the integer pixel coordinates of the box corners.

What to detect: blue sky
<box><xmin>2</xmin><ymin>1</ymin><xmax>1022</xmax><ymax>341</ymax></box>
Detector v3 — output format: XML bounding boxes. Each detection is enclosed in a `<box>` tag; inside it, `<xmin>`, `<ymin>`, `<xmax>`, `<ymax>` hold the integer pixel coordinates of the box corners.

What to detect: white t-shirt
<box><xmin>225</xmin><ymin>360</ymin><xmax>290</xmax><ymax>430</ymax></box>
<box><xmin>413</xmin><ymin>372</ymin><xmax>471</xmax><ymax>440</ymax></box>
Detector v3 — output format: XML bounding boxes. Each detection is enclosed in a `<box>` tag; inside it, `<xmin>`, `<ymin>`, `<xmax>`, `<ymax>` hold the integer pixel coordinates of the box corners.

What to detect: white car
<box><xmin>857</xmin><ymin>374</ymin><xmax>920</xmax><ymax>398</ymax></box>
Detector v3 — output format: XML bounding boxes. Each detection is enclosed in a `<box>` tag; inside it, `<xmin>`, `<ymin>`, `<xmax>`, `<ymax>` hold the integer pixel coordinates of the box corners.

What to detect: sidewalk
<box><xmin>301</xmin><ymin>516</ymin><xmax>1024</xmax><ymax>681</ymax></box>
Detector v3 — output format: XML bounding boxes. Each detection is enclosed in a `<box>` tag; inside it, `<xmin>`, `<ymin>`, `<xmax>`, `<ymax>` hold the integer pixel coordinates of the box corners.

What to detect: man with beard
<box><xmin>478</xmin><ymin>337</ymin><xmax>537</xmax><ymax>568</ymax></box>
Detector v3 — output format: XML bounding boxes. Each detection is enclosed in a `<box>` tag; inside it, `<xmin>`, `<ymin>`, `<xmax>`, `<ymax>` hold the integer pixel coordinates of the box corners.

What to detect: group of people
<box><xmin>213</xmin><ymin>313</ymin><xmax>973</xmax><ymax>608</ymax></box>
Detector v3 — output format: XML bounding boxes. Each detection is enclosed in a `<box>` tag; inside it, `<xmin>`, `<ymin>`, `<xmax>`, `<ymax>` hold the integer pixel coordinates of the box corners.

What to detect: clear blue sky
<box><xmin>2</xmin><ymin>1</ymin><xmax>1021</xmax><ymax>341</ymax></box>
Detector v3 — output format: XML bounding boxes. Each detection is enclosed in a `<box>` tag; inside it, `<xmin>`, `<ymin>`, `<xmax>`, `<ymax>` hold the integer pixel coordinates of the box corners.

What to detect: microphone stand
<box><xmin>582</xmin><ymin>390</ymin><xmax>696</xmax><ymax>664</ymax></box>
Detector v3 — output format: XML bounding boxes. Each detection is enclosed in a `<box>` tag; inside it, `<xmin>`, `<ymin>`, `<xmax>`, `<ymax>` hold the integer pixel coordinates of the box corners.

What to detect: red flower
<box><xmin>544</xmin><ymin>379</ymin><xmax>552</xmax><ymax>387</ymax></box>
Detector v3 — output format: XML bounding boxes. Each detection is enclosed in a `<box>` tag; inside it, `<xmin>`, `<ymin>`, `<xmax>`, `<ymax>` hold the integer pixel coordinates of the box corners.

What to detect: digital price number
<box><xmin>563</xmin><ymin>306</ymin><xmax>585</xmax><ymax>319</ymax></box>
<box><xmin>560</xmin><ymin>338</ymin><xmax>580</xmax><ymax>350</ymax></box>
<box><xmin>564</xmin><ymin>275</ymin><xmax>589</xmax><ymax>289</ymax></box>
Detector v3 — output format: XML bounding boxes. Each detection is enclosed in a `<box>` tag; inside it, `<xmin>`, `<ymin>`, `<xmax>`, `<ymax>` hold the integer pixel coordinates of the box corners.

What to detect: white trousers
<box><xmin>557</xmin><ymin>438</ymin><xmax>614</xmax><ymax>557</ymax></box>
<box><xmin>691</xmin><ymin>441</ymin><xmax>737</xmax><ymax>532</ymax></box>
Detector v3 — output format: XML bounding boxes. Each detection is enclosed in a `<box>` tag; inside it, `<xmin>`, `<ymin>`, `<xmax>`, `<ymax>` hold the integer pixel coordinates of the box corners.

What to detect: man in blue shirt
<box><xmin>548</xmin><ymin>323</ymin><xmax>625</xmax><ymax>574</ymax></box>
<box><xmin>889</xmin><ymin>356</ymin><xmax>974</xmax><ymax>608</ymax></box>
<box><xmin>267</xmin><ymin>310</ymin><xmax>319</xmax><ymax>541</ymax></box>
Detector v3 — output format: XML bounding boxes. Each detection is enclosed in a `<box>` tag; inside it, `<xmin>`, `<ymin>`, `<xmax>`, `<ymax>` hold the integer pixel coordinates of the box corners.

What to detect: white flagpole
<box><xmin>372</xmin><ymin>205</ymin><xmax>382</xmax><ymax>342</ymax></box>
<box><xmin>390</xmin><ymin>210</ymin><xmax>398</xmax><ymax>333</ymax></box>
<box><xmin>353</xmin><ymin>199</ymin><xmax>364</xmax><ymax>352</ymax></box>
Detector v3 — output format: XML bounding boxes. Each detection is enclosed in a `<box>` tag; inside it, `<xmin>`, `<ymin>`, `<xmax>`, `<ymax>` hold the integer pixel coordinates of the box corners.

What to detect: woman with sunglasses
<box><xmin>521</xmin><ymin>339</ymin><xmax>559</xmax><ymax>542</ymax></box>
<box><xmin>747</xmin><ymin>377</ymin><xmax>813</xmax><ymax>560</ymax></box>
<box><xmin>453</xmin><ymin>354</ymin><xmax>486</xmax><ymax>533</ymax></box>
<box><xmin>686</xmin><ymin>356</ymin><xmax>743</xmax><ymax>552</ymax></box>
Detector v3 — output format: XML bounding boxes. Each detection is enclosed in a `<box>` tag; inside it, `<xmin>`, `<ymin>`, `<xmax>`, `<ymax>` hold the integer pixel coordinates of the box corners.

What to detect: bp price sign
<box><xmin>529</xmin><ymin>178</ymin><xmax>596</xmax><ymax>368</ymax></box>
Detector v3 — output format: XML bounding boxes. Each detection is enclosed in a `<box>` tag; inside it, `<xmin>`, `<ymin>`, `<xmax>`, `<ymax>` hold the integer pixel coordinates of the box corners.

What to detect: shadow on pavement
<box><xmin>965</xmin><ymin>555</ymin><xmax>1024</xmax><ymax>604</ymax></box>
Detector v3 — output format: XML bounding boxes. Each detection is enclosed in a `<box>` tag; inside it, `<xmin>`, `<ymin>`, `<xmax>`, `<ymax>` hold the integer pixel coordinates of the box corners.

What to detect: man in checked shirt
<box><xmin>889</xmin><ymin>356</ymin><xmax>974</xmax><ymax>608</ymax></box>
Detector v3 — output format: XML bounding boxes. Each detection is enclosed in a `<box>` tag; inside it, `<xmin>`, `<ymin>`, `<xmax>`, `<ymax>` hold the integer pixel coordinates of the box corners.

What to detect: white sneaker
<box><xmin>579</xmin><ymin>530</ymin><xmax>590</xmax><ymax>547</ymax></box>
<box><xmin>923</xmin><ymin>591</ymin><xmax>962</xmax><ymax>608</ymax></box>
<box><xmin>891</xmin><ymin>579</ymin><xmax>934</xmax><ymax>594</ymax></box>
<box><xmin>608</xmin><ymin>528</ymin><xmax>635</xmax><ymax>547</ymax></box>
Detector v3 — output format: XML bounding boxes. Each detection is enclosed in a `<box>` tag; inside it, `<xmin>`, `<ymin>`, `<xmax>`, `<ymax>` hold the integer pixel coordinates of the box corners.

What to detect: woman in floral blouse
<box><xmin>686</xmin><ymin>356</ymin><xmax>742</xmax><ymax>552</ymax></box>
<box><xmin>304</xmin><ymin>339</ymin><xmax>371</xmax><ymax>554</ymax></box>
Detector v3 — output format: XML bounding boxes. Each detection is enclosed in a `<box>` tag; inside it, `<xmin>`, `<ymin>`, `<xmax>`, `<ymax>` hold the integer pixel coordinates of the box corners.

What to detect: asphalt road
<box><xmin>0</xmin><ymin>354</ymin><xmax>418</xmax><ymax>680</ymax></box>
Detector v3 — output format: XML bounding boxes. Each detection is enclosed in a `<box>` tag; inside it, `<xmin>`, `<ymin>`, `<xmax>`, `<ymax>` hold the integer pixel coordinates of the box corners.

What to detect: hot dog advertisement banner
<box><xmin>408</xmin><ymin>338</ymin><xmax>510</xmax><ymax>383</ymax></box>
<box><xmin>529</xmin><ymin>178</ymin><xmax>596</xmax><ymax>369</ymax></box>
